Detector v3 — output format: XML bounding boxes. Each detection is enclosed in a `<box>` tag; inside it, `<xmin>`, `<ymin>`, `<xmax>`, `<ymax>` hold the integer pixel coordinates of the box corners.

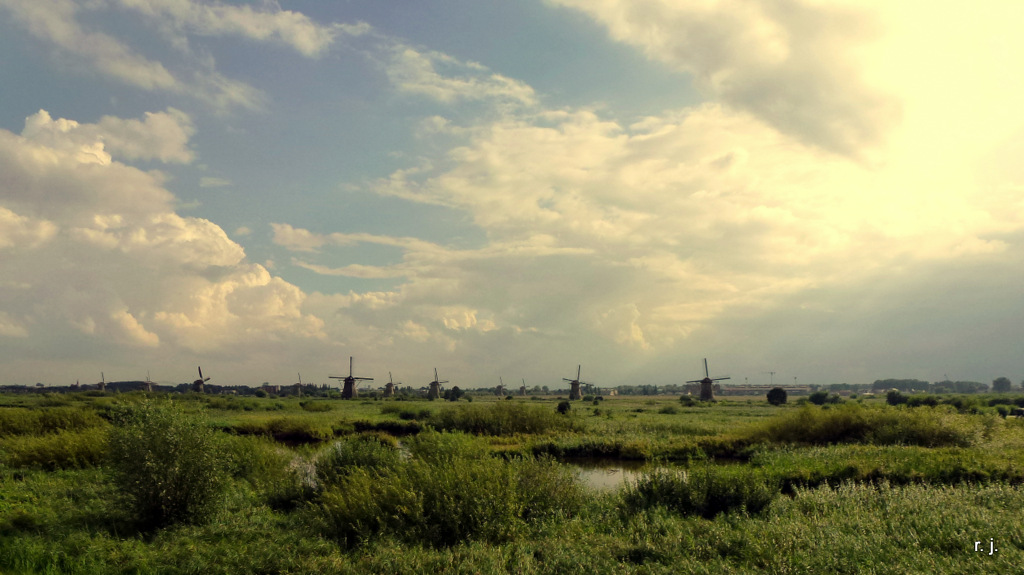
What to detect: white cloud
<box><xmin>384</xmin><ymin>44</ymin><xmax>536</xmax><ymax>106</ymax></box>
<box><xmin>0</xmin><ymin>0</ymin><xmax>269</xmax><ymax>111</ymax></box>
<box><xmin>547</xmin><ymin>0</ymin><xmax>900</xmax><ymax>158</ymax></box>
<box><xmin>200</xmin><ymin>176</ymin><xmax>232</xmax><ymax>188</ymax></box>
<box><xmin>0</xmin><ymin>110</ymin><xmax>326</xmax><ymax>362</ymax></box>
<box><xmin>114</xmin><ymin>0</ymin><xmax>367</xmax><ymax>57</ymax></box>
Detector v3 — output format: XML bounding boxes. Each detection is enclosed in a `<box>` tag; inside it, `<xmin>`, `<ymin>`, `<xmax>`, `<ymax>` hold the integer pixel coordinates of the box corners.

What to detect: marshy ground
<box><xmin>1</xmin><ymin>391</ymin><xmax>1023</xmax><ymax>573</ymax></box>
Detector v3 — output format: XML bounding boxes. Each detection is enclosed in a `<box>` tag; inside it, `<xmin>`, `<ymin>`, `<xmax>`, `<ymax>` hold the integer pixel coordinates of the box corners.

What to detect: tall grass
<box><xmin>429</xmin><ymin>401</ymin><xmax>583</xmax><ymax>435</ymax></box>
<box><xmin>745</xmin><ymin>403</ymin><xmax>995</xmax><ymax>447</ymax></box>
<box><xmin>0</xmin><ymin>427</ymin><xmax>107</xmax><ymax>470</ymax></box>
<box><xmin>0</xmin><ymin>406</ymin><xmax>106</xmax><ymax>436</ymax></box>
<box><xmin>622</xmin><ymin>465</ymin><xmax>777</xmax><ymax>519</ymax></box>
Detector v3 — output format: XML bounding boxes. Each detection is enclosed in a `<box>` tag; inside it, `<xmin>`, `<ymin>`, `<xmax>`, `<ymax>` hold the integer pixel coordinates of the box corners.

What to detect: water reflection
<box><xmin>568</xmin><ymin>458</ymin><xmax>650</xmax><ymax>491</ymax></box>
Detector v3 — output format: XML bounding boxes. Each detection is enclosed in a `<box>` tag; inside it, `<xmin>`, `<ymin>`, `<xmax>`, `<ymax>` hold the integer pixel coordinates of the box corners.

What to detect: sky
<box><xmin>1</xmin><ymin>0</ymin><xmax>1023</xmax><ymax>389</ymax></box>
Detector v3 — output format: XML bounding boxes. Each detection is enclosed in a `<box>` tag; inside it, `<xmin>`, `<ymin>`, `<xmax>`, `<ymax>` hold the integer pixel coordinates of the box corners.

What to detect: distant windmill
<box><xmin>427</xmin><ymin>368</ymin><xmax>448</xmax><ymax>400</ymax></box>
<box><xmin>145</xmin><ymin>370</ymin><xmax>153</xmax><ymax>393</ymax></box>
<box><xmin>384</xmin><ymin>372</ymin><xmax>400</xmax><ymax>398</ymax></box>
<box><xmin>520</xmin><ymin>378</ymin><xmax>527</xmax><ymax>397</ymax></box>
<box><xmin>496</xmin><ymin>377</ymin><xmax>505</xmax><ymax>397</ymax></box>
<box><xmin>193</xmin><ymin>366</ymin><xmax>210</xmax><ymax>393</ymax></box>
<box><xmin>329</xmin><ymin>357</ymin><xmax>373</xmax><ymax>399</ymax></box>
<box><xmin>98</xmin><ymin>372</ymin><xmax>105</xmax><ymax>392</ymax></box>
<box><xmin>687</xmin><ymin>359</ymin><xmax>730</xmax><ymax>401</ymax></box>
<box><xmin>563</xmin><ymin>365</ymin><xmax>588</xmax><ymax>401</ymax></box>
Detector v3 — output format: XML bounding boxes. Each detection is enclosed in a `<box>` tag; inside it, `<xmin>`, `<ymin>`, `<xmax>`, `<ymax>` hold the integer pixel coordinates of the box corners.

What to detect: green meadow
<box><xmin>2</xmin><ymin>391</ymin><xmax>1023</xmax><ymax>573</ymax></box>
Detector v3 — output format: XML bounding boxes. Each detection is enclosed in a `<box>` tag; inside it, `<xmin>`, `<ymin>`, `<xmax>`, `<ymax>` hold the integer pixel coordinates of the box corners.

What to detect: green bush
<box><xmin>107</xmin><ymin>401</ymin><xmax>229</xmax><ymax>527</ymax></box>
<box><xmin>767</xmin><ymin>387</ymin><xmax>788</xmax><ymax>405</ymax></box>
<box><xmin>622</xmin><ymin>465</ymin><xmax>777</xmax><ymax>519</ymax></box>
<box><xmin>658</xmin><ymin>406</ymin><xmax>679</xmax><ymax>415</ymax></box>
<box><xmin>316</xmin><ymin>434</ymin><xmax>402</xmax><ymax>488</ymax></box>
<box><xmin>313</xmin><ymin>431</ymin><xmax>583</xmax><ymax>548</ymax></box>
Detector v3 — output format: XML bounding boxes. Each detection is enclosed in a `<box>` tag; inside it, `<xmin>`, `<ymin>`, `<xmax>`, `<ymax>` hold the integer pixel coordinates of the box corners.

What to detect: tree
<box><xmin>993</xmin><ymin>377</ymin><xmax>1012</xmax><ymax>393</ymax></box>
<box><xmin>766</xmin><ymin>387</ymin><xmax>788</xmax><ymax>406</ymax></box>
<box><xmin>444</xmin><ymin>386</ymin><xmax>464</xmax><ymax>402</ymax></box>
<box><xmin>886</xmin><ymin>390</ymin><xmax>907</xmax><ymax>406</ymax></box>
<box><xmin>808</xmin><ymin>390</ymin><xmax>829</xmax><ymax>405</ymax></box>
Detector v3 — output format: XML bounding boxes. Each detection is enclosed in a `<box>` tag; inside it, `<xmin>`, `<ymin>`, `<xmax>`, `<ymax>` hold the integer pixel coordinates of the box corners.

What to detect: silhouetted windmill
<box><xmin>193</xmin><ymin>366</ymin><xmax>210</xmax><ymax>393</ymax></box>
<box><xmin>687</xmin><ymin>358</ymin><xmax>729</xmax><ymax>401</ymax></box>
<box><xmin>427</xmin><ymin>368</ymin><xmax>448</xmax><ymax>400</ymax></box>
<box><xmin>329</xmin><ymin>357</ymin><xmax>373</xmax><ymax>399</ymax></box>
<box><xmin>520</xmin><ymin>378</ymin><xmax>527</xmax><ymax>396</ymax></box>
<box><xmin>98</xmin><ymin>372</ymin><xmax>105</xmax><ymax>392</ymax></box>
<box><xmin>563</xmin><ymin>365</ymin><xmax>588</xmax><ymax>401</ymax></box>
<box><xmin>384</xmin><ymin>372</ymin><xmax>400</xmax><ymax>398</ymax></box>
<box><xmin>496</xmin><ymin>377</ymin><xmax>505</xmax><ymax>397</ymax></box>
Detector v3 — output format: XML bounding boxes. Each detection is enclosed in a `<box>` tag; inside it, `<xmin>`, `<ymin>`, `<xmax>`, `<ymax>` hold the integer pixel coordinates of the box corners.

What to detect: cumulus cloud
<box><xmin>547</xmin><ymin>0</ymin><xmax>900</xmax><ymax>157</ymax></box>
<box><xmin>0</xmin><ymin>110</ymin><xmax>325</xmax><ymax>365</ymax></box>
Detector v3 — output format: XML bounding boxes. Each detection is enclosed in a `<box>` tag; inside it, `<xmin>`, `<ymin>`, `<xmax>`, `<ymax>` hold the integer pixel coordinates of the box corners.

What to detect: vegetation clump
<box><xmin>746</xmin><ymin>404</ymin><xmax>993</xmax><ymax>448</ymax></box>
<box><xmin>107</xmin><ymin>401</ymin><xmax>229</xmax><ymax>527</ymax></box>
<box><xmin>622</xmin><ymin>466</ymin><xmax>777</xmax><ymax>519</ymax></box>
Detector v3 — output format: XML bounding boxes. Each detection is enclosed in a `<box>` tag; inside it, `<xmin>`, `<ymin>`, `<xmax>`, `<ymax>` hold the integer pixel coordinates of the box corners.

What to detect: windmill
<box><xmin>384</xmin><ymin>372</ymin><xmax>399</xmax><ymax>398</ymax></box>
<box><xmin>97</xmin><ymin>372</ymin><xmax>105</xmax><ymax>392</ymax></box>
<box><xmin>427</xmin><ymin>368</ymin><xmax>448</xmax><ymax>400</ymax></box>
<box><xmin>329</xmin><ymin>357</ymin><xmax>373</xmax><ymax>399</ymax></box>
<box><xmin>520</xmin><ymin>378</ymin><xmax>527</xmax><ymax>396</ymax></box>
<box><xmin>687</xmin><ymin>358</ymin><xmax>730</xmax><ymax>402</ymax></box>
<box><xmin>496</xmin><ymin>377</ymin><xmax>505</xmax><ymax>397</ymax></box>
<box><xmin>294</xmin><ymin>373</ymin><xmax>304</xmax><ymax>397</ymax></box>
<box><xmin>192</xmin><ymin>366</ymin><xmax>210</xmax><ymax>393</ymax></box>
<box><xmin>145</xmin><ymin>370</ymin><xmax>153</xmax><ymax>393</ymax></box>
<box><xmin>563</xmin><ymin>365</ymin><xmax>588</xmax><ymax>401</ymax></box>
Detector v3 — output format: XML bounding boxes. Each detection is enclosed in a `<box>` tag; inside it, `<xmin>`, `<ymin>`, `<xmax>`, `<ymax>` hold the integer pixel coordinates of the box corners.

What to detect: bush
<box><xmin>107</xmin><ymin>401</ymin><xmax>228</xmax><ymax>527</ymax></box>
<box><xmin>313</xmin><ymin>431</ymin><xmax>583</xmax><ymax>548</ymax></box>
<box><xmin>316</xmin><ymin>434</ymin><xmax>402</xmax><ymax>488</ymax></box>
<box><xmin>556</xmin><ymin>401</ymin><xmax>571</xmax><ymax>415</ymax></box>
<box><xmin>767</xmin><ymin>387</ymin><xmax>788</xmax><ymax>406</ymax></box>
<box><xmin>679</xmin><ymin>395</ymin><xmax>696</xmax><ymax>407</ymax></box>
<box><xmin>887</xmin><ymin>390</ymin><xmax>907</xmax><ymax>406</ymax></box>
<box><xmin>300</xmin><ymin>401</ymin><xmax>332</xmax><ymax>412</ymax></box>
<box><xmin>658</xmin><ymin>406</ymin><xmax>679</xmax><ymax>415</ymax></box>
<box><xmin>622</xmin><ymin>466</ymin><xmax>777</xmax><ymax>519</ymax></box>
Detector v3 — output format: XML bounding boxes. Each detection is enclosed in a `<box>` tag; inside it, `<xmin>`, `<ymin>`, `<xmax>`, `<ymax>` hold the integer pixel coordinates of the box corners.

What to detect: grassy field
<box><xmin>2</xmin><ymin>390</ymin><xmax>1023</xmax><ymax>573</ymax></box>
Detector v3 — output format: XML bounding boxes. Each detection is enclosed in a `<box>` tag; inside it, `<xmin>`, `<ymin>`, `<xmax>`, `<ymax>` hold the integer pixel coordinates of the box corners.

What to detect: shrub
<box><xmin>622</xmin><ymin>466</ymin><xmax>777</xmax><ymax>519</ymax></box>
<box><xmin>316</xmin><ymin>434</ymin><xmax>402</xmax><ymax>488</ymax></box>
<box><xmin>767</xmin><ymin>387</ymin><xmax>788</xmax><ymax>405</ymax></box>
<box><xmin>313</xmin><ymin>431</ymin><xmax>583</xmax><ymax>549</ymax></box>
<box><xmin>887</xmin><ymin>390</ymin><xmax>907</xmax><ymax>406</ymax></box>
<box><xmin>679</xmin><ymin>395</ymin><xmax>696</xmax><ymax>407</ymax></box>
<box><xmin>300</xmin><ymin>401</ymin><xmax>332</xmax><ymax>412</ymax></box>
<box><xmin>658</xmin><ymin>406</ymin><xmax>679</xmax><ymax>415</ymax></box>
<box><xmin>556</xmin><ymin>401</ymin><xmax>571</xmax><ymax>415</ymax></box>
<box><xmin>808</xmin><ymin>391</ymin><xmax>829</xmax><ymax>405</ymax></box>
<box><xmin>107</xmin><ymin>401</ymin><xmax>228</xmax><ymax>527</ymax></box>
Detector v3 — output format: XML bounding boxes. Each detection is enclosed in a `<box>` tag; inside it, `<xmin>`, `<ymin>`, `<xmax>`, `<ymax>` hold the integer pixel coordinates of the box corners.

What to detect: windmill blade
<box><xmin>577</xmin><ymin>365</ymin><xmax>581</xmax><ymax>380</ymax></box>
<box><xmin>349</xmin><ymin>356</ymin><xmax>354</xmax><ymax>378</ymax></box>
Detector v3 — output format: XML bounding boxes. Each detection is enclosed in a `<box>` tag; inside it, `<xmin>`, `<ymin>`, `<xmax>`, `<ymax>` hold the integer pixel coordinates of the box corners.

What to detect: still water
<box><xmin>568</xmin><ymin>458</ymin><xmax>656</xmax><ymax>491</ymax></box>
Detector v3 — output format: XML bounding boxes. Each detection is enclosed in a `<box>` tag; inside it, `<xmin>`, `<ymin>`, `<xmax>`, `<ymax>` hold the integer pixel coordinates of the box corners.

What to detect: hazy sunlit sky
<box><xmin>2</xmin><ymin>0</ymin><xmax>1023</xmax><ymax>388</ymax></box>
